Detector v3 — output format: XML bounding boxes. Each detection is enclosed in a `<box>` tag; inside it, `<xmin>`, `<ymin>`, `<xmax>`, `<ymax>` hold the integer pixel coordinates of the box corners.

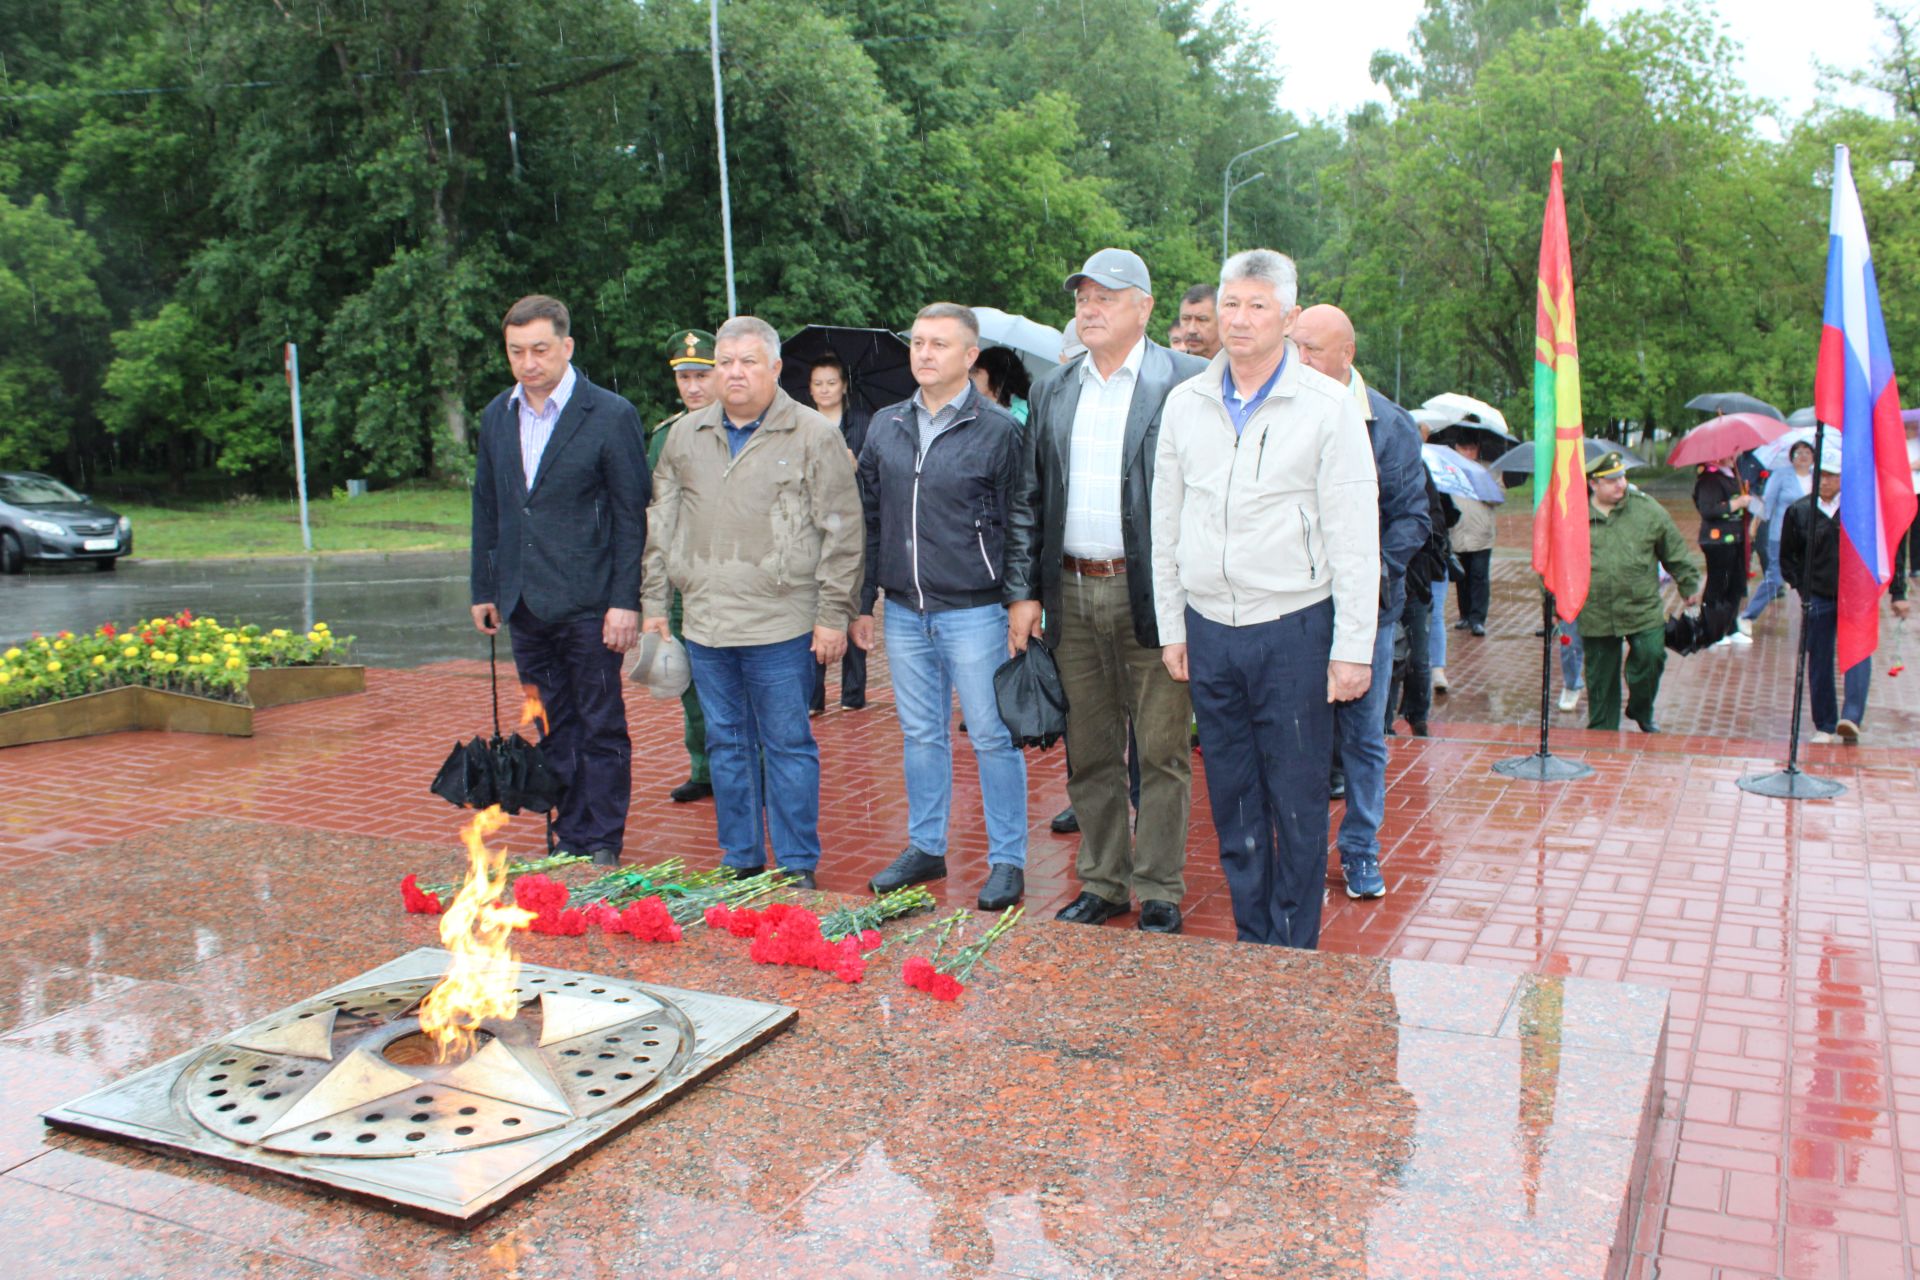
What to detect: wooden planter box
<box><xmin>0</xmin><ymin>686</ymin><xmax>253</xmax><ymax>749</ymax></box>
<box><xmin>246</xmin><ymin>664</ymin><xmax>366</xmax><ymax>709</ymax></box>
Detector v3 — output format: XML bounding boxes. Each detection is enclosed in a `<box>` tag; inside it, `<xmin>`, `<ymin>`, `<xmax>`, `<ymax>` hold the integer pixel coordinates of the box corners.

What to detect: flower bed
<box><xmin>0</xmin><ymin>610</ymin><xmax>359</xmax><ymax>746</ymax></box>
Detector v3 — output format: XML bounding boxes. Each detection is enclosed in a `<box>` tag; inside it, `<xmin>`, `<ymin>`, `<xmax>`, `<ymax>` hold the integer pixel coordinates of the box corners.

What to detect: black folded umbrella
<box><xmin>431</xmin><ymin>636</ymin><xmax>566</xmax><ymax>838</ymax></box>
<box><xmin>993</xmin><ymin>643</ymin><xmax>1069</xmax><ymax>750</ymax></box>
<box><xmin>1664</xmin><ymin>600</ymin><xmax>1739</xmax><ymax>655</ymax></box>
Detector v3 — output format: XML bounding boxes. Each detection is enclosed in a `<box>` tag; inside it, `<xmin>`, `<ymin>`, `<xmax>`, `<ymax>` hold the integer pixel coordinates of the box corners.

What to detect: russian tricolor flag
<box><xmin>1814</xmin><ymin>144</ymin><xmax>1915</xmax><ymax>673</ymax></box>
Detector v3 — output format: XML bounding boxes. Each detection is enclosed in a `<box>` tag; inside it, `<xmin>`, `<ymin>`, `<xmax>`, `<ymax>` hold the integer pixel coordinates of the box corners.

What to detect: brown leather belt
<box><xmin>1063</xmin><ymin>553</ymin><xmax>1127</xmax><ymax>577</ymax></box>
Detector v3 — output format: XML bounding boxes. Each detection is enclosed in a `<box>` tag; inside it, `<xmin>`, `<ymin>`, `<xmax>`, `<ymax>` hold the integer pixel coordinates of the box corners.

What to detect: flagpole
<box><xmin>1494</xmin><ymin>586</ymin><xmax>1593</xmax><ymax>781</ymax></box>
<box><xmin>1740</xmin><ymin>419</ymin><xmax>1845</xmax><ymax>798</ymax></box>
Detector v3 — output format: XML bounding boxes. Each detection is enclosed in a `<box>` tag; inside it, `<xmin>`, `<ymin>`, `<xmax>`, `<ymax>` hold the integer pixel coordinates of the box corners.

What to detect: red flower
<box><xmin>617</xmin><ymin>897</ymin><xmax>681</xmax><ymax>943</ymax></box>
<box><xmin>99</xmin><ymin>622</ymin><xmax>116</xmax><ymax>638</ymax></box>
<box><xmin>513</xmin><ymin>874</ymin><xmax>586</xmax><ymax>935</ymax></box>
<box><xmin>141</xmin><ymin>632</ymin><xmax>154</xmax><ymax>644</ymax></box>
<box><xmin>177</xmin><ymin>609</ymin><xmax>193</xmax><ymax>623</ymax></box>
<box><xmin>704</xmin><ymin>904</ymin><xmax>732</xmax><ymax>930</ymax></box>
<box><xmin>400</xmin><ymin>874</ymin><xmax>443</xmax><ymax>915</ymax></box>
<box><xmin>834</xmin><ymin>953</ymin><xmax>867</xmax><ymax>983</ymax></box>
<box><xmin>926</xmin><ymin>973</ymin><xmax>965</xmax><ymax>1002</ymax></box>
<box><xmin>584</xmin><ymin>901</ymin><xmax>624</xmax><ymax>933</ymax></box>
<box><xmin>902</xmin><ymin>956</ymin><xmax>935</xmax><ymax>990</ymax></box>
<box><xmin>857</xmin><ymin>929</ymin><xmax>883</xmax><ymax>952</ymax></box>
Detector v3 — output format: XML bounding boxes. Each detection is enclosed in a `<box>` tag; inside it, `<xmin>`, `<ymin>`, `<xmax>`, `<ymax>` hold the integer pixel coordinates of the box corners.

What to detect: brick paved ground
<box><xmin>2</xmin><ymin>540</ymin><xmax>1918</xmax><ymax>1276</ymax></box>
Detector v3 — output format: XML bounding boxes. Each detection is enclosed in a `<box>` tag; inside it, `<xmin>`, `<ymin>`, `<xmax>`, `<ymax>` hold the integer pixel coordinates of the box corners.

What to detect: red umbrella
<box><xmin>1667</xmin><ymin>413</ymin><xmax>1792</xmax><ymax>468</ymax></box>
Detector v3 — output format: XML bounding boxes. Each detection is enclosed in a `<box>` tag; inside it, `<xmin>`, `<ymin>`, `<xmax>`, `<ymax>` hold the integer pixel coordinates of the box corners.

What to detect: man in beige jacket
<box><xmin>1150</xmin><ymin>249</ymin><xmax>1380</xmax><ymax>948</ymax></box>
<box><xmin>641</xmin><ymin>316</ymin><xmax>862</xmax><ymax>888</ymax></box>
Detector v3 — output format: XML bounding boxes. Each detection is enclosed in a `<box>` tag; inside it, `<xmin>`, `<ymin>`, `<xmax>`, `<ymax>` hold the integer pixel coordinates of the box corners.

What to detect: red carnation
<box><xmin>584</xmin><ymin>901</ymin><xmax>624</xmax><ymax>933</ymax></box>
<box><xmin>618</xmin><ymin>897</ymin><xmax>681</xmax><ymax>943</ymax></box>
<box><xmin>834</xmin><ymin>953</ymin><xmax>867</xmax><ymax>984</ymax></box>
<box><xmin>902</xmin><ymin>956</ymin><xmax>935</xmax><ymax>990</ymax></box>
<box><xmin>400</xmin><ymin>874</ymin><xmax>443</xmax><ymax>915</ymax></box>
<box><xmin>99</xmin><ymin>622</ymin><xmax>116</xmax><ymax>638</ymax></box>
<box><xmin>704</xmin><ymin>904</ymin><xmax>732</xmax><ymax>930</ymax></box>
<box><xmin>926</xmin><ymin>973</ymin><xmax>964</xmax><ymax>1001</ymax></box>
<box><xmin>857</xmin><ymin>929</ymin><xmax>883</xmax><ymax>952</ymax></box>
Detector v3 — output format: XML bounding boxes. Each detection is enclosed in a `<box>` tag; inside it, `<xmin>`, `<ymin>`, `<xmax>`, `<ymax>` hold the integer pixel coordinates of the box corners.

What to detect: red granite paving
<box><xmin>2</xmin><ymin>551</ymin><xmax>1919</xmax><ymax>1276</ymax></box>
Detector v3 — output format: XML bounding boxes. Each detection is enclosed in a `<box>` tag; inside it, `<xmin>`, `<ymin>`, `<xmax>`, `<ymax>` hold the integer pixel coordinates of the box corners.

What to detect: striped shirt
<box><xmin>510</xmin><ymin>363</ymin><xmax>577</xmax><ymax>487</ymax></box>
<box><xmin>1063</xmin><ymin>337</ymin><xmax>1144</xmax><ymax>558</ymax></box>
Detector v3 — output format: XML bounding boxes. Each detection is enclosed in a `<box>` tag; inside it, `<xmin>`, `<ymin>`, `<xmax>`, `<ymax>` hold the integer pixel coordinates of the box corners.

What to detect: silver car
<box><xmin>0</xmin><ymin>472</ymin><xmax>133</xmax><ymax>573</ymax></box>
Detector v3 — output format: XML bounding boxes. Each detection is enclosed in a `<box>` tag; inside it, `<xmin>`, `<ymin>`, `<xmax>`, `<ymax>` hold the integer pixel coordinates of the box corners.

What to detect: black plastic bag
<box><xmin>993</xmin><ymin>643</ymin><xmax>1069</xmax><ymax>749</ymax></box>
<box><xmin>1664</xmin><ymin>599</ymin><xmax>1739</xmax><ymax>655</ymax></box>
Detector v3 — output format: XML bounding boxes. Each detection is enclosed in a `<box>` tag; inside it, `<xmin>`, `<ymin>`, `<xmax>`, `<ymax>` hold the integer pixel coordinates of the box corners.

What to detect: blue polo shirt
<box><xmin>1222</xmin><ymin>355</ymin><xmax>1286</xmax><ymax>437</ymax></box>
<box><xmin>722</xmin><ymin>413</ymin><xmax>763</xmax><ymax>458</ymax></box>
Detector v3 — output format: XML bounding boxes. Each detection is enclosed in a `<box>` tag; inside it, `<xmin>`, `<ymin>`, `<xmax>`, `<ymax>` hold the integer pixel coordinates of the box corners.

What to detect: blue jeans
<box><xmin>885</xmin><ymin>603</ymin><xmax>1028</xmax><ymax>867</ymax></box>
<box><xmin>1744</xmin><ymin>546</ymin><xmax>1788</xmax><ymax>621</ymax></box>
<box><xmin>685</xmin><ymin>633</ymin><xmax>821</xmax><ymax>871</ymax></box>
<box><xmin>1803</xmin><ymin>597</ymin><xmax>1870</xmax><ymax>732</ymax></box>
<box><xmin>1188</xmin><ymin>600</ymin><xmax>1334</xmax><ymax>949</ymax></box>
<box><xmin>1428</xmin><ymin>582</ymin><xmax>1448</xmax><ymax>669</ymax></box>
<box><xmin>1558</xmin><ymin>622</ymin><xmax>1584</xmax><ymax>691</ymax></box>
<box><xmin>1335</xmin><ymin>620</ymin><xmax>1395</xmax><ymax>858</ymax></box>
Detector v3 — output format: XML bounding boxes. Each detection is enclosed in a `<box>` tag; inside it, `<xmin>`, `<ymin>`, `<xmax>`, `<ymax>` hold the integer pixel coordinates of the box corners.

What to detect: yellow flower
<box><xmin>46</xmin><ymin>661</ymin><xmax>61</xmax><ymax>673</ymax></box>
<box><xmin>123</xmin><ymin>647</ymin><xmax>139</xmax><ymax>658</ymax></box>
<box><xmin>91</xmin><ymin>655</ymin><xmax>106</xmax><ymax>667</ymax></box>
<box><xmin>314</xmin><ymin>622</ymin><xmax>330</xmax><ymax>632</ymax></box>
<box><xmin>0</xmin><ymin>673</ymin><xmax>10</xmax><ymax>686</ymax></box>
<box><xmin>160</xmin><ymin>652</ymin><xmax>178</xmax><ymax>665</ymax></box>
<box><xmin>226</xmin><ymin>657</ymin><xmax>243</xmax><ymax>670</ymax></box>
<box><xmin>2</xmin><ymin>647</ymin><xmax>18</xmax><ymax>660</ymax></box>
<box><xmin>53</xmin><ymin>640</ymin><xmax>66</xmax><ymax>651</ymax></box>
<box><xmin>271</xmin><ymin>628</ymin><xmax>289</xmax><ymax>639</ymax></box>
<box><xmin>306</xmin><ymin>631</ymin><xmax>322</xmax><ymax>644</ymax></box>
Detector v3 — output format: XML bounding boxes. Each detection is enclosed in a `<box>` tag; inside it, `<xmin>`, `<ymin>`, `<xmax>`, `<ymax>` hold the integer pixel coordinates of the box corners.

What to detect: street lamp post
<box><xmin>708</xmin><ymin>0</ymin><xmax>737</xmax><ymax>316</ymax></box>
<box><xmin>1222</xmin><ymin>132</ymin><xmax>1299</xmax><ymax>260</ymax></box>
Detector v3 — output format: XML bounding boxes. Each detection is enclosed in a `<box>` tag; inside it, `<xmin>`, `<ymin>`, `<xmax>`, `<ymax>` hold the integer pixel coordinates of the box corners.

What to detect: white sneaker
<box><xmin>1728</xmin><ymin>630</ymin><xmax>1753</xmax><ymax>646</ymax></box>
<box><xmin>1737</xmin><ymin>617</ymin><xmax>1753</xmax><ymax>636</ymax></box>
<box><xmin>1431</xmin><ymin>667</ymin><xmax>1449</xmax><ymax>693</ymax></box>
<box><xmin>1810</xmin><ymin>731</ymin><xmax>1835</xmax><ymax>744</ymax></box>
<box><xmin>1713</xmin><ymin>634</ymin><xmax>1735</xmax><ymax>647</ymax></box>
<box><xmin>1557</xmin><ymin>687</ymin><xmax>1581</xmax><ymax>711</ymax></box>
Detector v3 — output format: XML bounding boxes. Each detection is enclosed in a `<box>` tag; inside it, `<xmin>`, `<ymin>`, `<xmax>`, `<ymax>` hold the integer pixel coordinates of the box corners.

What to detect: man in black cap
<box><xmin>1579</xmin><ymin>451</ymin><xmax>1701</xmax><ymax>732</ymax></box>
<box><xmin>647</xmin><ymin>329</ymin><xmax>716</xmax><ymax>803</ymax></box>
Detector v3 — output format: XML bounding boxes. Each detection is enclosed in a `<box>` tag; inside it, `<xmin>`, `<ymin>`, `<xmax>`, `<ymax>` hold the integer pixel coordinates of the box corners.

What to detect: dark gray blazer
<box><xmin>1004</xmin><ymin>339</ymin><xmax>1207</xmax><ymax>649</ymax></box>
<box><xmin>470</xmin><ymin>370</ymin><xmax>650</xmax><ymax>624</ymax></box>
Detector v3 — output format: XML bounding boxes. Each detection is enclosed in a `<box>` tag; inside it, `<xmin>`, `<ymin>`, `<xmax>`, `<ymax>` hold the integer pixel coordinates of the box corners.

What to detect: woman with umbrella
<box><xmin>1692</xmin><ymin>453</ymin><xmax>1754</xmax><ymax>646</ymax></box>
<box><xmin>807</xmin><ymin>354</ymin><xmax>872</xmax><ymax>713</ymax></box>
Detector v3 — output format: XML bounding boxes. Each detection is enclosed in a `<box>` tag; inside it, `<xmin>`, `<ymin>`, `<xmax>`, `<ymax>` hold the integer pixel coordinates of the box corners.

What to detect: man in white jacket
<box><xmin>1150</xmin><ymin>249</ymin><xmax>1381</xmax><ymax>949</ymax></box>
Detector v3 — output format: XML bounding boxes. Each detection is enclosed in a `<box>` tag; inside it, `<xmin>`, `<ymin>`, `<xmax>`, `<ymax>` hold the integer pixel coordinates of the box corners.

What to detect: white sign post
<box><xmin>284</xmin><ymin>342</ymin><xmax>313</xmax><ymax>552</ymax></box>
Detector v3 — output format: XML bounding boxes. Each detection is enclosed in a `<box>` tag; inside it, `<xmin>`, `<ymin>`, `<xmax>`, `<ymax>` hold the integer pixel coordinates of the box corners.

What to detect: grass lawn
<box><xmin>118</xmin><ymin>486</ymin><xmax>471</xmax><ymax>560</ymax></box>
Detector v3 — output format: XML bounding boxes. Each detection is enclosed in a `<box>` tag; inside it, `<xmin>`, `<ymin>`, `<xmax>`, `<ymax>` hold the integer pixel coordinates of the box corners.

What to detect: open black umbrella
<box><xmin>777</xmin><ymin>325</ymin><xmax>915</xmax><ymax>416</ymax></box>
<box><xmin>1685</xmin><ymin>392</ymin><xmax>1784</xmax><ymax>422</ymax></box>
<box><xmin>1490</xmin><ymin>439</ymin><xmax>1648</xmax><ymax>475</ymax></box>
<box><xmin>430</xmin><ymin>635</ymin><xmax>565</xmax><ymax>837</ymax></box>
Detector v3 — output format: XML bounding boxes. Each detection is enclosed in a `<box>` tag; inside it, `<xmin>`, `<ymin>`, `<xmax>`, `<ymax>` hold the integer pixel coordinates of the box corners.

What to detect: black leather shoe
<box><xmin>1328</xmin><ymin>768</ymin><xmax>1347</xmax><ymax>801</ymax></box>
<box><xmin>1055</xmin><ymin>891</ymin><xmax>1128</xmax><ymax>925</ymax></box>
<box><xmin>669</xmin><ymin>779</ymin><xmax>713</xmax><ymax>803</ymax></box>
<box><xmin>1137</xmin><ymin>900</ymin><xmax>1182</xmax><ymax>933</ymax></box>
<box><xmin>869</xmin><ymin>847</ymin><xmax>947</xmax><ymax>894</ymax></box>
<box><xmin>721</xmin><ymin>863</ymin><xmax>766</xmax><ymax>879</ymax></box>
<box><xmin>1410</xmin><ymin>720</ymin><xmax>1430</xmax><ymax>737</ymax></box>
<box><xmin>1469</xmin><ymin>622</ymin><xmax>1486</xmax><ymax>637</ymax></box>
<box><xmin>590</xmin><ymin>847</ymin><xmax>622</xmax><ymax>867</ymax></box>
<box><xmin>781</xmin><ymin>867</ymin><xmax>817</xmax><ymax>890</ymax></box>
<box><xmin>1452</xmin><ymin>619</ymin><xmax>1471</xmax><ymax>631</ymax></box>
<box><xmin>977</xmin><ymin>864</ymin><xmax>1024</xmax><ymax>911</ymax></box>
<box><xmin>1050</xmin><ymin>806</ymin><xmax>1080</xmax><ymax>834</ymax></box>
<box><xmin>840</xmin><ymin>697</ymin><xmax>866</xmax><ymax>711</ymax></box>
<box><xmin>1634</xmin><ymin>718</ymin><xmax>1662</xmax><ymax>734</ymax></box>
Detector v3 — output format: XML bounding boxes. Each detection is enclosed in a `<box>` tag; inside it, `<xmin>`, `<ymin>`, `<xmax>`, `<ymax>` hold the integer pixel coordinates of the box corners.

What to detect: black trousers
<box><xmin>1702</xmin><ymin>541</ymin><xmax>1748</xmax><ymax>611</ymax></box>
<box><xmin>508</xmin><ymin>604</ymin><xmax>631</xmax><ymax>853</ymax></box>
<box><xmin>1456</xmin><ymin>549</ymin><xmax>1492</xmax><ymax>626</ymax></box>
<box><xmin>809</xmin><ymin>645</ymin><xmax>869</xmax><ymax>711</ymax></box>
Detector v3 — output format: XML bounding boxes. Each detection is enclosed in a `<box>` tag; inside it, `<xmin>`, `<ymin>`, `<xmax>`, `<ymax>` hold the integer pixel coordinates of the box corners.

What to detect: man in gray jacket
<box><xmin>641</xmin><ymin>316</ymin><xmax>863</xmax><ymax>888</ymax></box>
<box><xmin>1151</xmin><ymin>250</ymin><xmax>1381</xmax><ymax>949</ymax></box>
<box><xmin>1006</xmin><ymin>249</ymin><xmax>1207</xmax><ymax>934</ymax></box>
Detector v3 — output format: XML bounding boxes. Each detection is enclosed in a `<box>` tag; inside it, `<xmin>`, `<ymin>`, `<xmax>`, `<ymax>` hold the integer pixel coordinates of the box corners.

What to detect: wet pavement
<box><xmin>0</xmin><ymin>552</ymin><xmax>479</xmax><ymax>668</ymax></box>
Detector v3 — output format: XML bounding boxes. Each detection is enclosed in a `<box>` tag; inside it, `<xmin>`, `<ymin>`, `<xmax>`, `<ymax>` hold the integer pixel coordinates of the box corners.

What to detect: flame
<box><xmin>518</xmin><ymin>685</ymin><xmax>548</xmax><ymax>738</ymax></box>
<box><xmin>417</xmin><ymin>806</ymin><xmax>535</xmax><ymax>1062</ymax></box>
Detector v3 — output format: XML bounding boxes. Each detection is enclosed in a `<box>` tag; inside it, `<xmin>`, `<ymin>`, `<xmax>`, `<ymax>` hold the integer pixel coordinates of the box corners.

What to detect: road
<box><xmin>0</xmin><ymin>552</ymin><xmax>481</xmax><ymax>667</ymax></box>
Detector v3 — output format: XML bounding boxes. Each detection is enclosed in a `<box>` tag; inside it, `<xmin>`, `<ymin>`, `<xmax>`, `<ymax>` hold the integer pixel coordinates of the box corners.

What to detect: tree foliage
<box><xmin>0</xmin><ymin>0</ymin><xmax>1915</xmax><ymax>488</ymax></box>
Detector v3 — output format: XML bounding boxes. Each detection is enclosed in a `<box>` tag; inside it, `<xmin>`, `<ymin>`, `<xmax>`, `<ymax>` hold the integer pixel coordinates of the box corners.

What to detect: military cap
<box><xmin>1586</xmin><ymin>450</ymin><xmax>1629</xmax><ymax>480</ymax></box>
<box><xmin>667</xmin><ymin>329</ymin><xmax>716</xmax><ymax>369</ymax></box>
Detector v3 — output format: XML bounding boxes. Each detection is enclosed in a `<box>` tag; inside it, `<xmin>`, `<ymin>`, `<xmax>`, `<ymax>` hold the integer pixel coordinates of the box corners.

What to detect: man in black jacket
<box><xmin>855</xmin><ymin>304</ymin><xmax>1028</xmax><ymax>911</ymax></box>
<box><xmin>1005</xmin><ymin>248</ymin><xmax>1208</xmax><ymax>934</ymax></box>
<box><xmin>1779</xmin><ymin>470</ymin><xmax>1909</xmax><ymax>743</ymax></box>
<box><xmin>470</xmin><ymin>294</ymin><xmax>650</xmax><ymax>865</ymax></box>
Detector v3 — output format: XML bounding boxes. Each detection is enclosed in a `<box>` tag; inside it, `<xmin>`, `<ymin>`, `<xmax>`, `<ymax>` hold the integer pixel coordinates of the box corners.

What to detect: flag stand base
<box><xmin>1737</xmin><ymin>766</ymin><xmax>1846</xmax><ymax>800</ymax></box>
<box><xmin>1492</xmin><ymin>751</ymin><xmax>1594</xmax><ymax>781</ymax></box>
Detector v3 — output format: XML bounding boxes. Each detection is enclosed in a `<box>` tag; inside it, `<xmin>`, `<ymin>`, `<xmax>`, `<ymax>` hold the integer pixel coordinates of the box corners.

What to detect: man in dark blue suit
<box><xmin>470</xmin><ymin>294</ymin><xmax>650</xmax><ymax>866</ymax></box>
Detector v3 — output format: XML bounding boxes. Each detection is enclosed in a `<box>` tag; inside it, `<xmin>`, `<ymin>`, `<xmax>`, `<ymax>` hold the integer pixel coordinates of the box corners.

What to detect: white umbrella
<box><xmin>1422</xmin><ymin>392</ymin><xmax>1509</xmax><ymax>433</ymax></box>
<box><xmin>1755</xmin><ymin>426</ymin><xmax>1840</xmax><ymax>474</ymax></box>
<box><xmin>971</xmin><ymin>307</ymin><xmax>1065</xmax><ymax>380</ymax></box>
